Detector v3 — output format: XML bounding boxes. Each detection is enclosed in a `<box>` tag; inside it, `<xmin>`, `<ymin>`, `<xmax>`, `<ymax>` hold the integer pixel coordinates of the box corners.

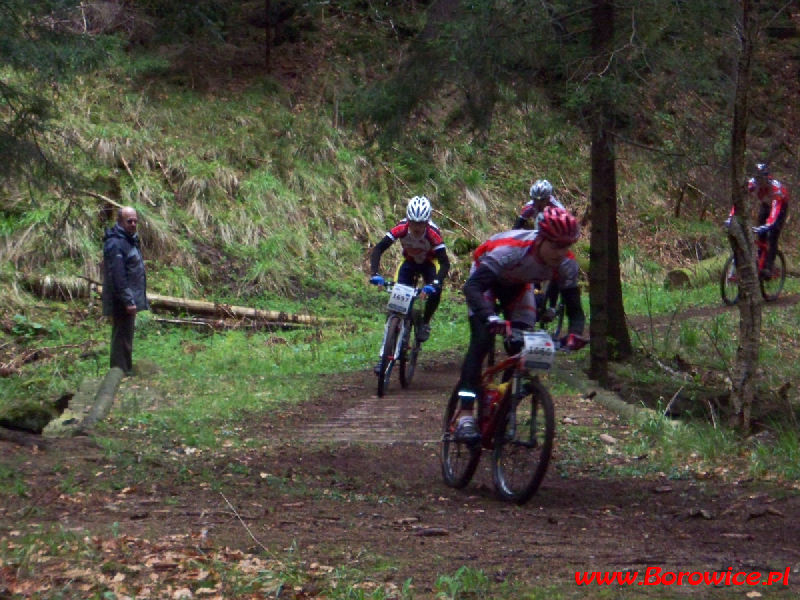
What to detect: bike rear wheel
<box><xmin>398</xmin><ymin>315</ymin><xmax>420</xmax><ymax>388</ymax></box>
<box><xmin>760</xmin><ymin>250</ymin><xmax>786</xmax><ymax>301</ymax></box>
<box><xmin>720</xmin><ymin>254</ymin><xmax>739</xmax><ymax>305</ymax></box>
<box><xmin>441</xmin><ymin>386</ymin><xmax>481</xmax><ymax>489</ymax></box>
<box><xmin>492</xmin><ymin>378</ymin><xmax>554</xmax><ymax>504</ymax></box>
<box><xmin>377</xmin><ymin>315</ymin><xmax>401</xmax><ymax>397</ymax></box>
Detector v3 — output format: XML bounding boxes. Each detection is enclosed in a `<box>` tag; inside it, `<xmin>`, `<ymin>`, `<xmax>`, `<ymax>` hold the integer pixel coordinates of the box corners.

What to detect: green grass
<box><xmin>3</xmin><ymin>4</ymin><xmax>800</xmax><ymax>598</ymax></box>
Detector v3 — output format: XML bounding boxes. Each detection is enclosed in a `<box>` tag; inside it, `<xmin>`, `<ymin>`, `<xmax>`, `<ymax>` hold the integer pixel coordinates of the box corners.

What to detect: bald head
<box><xmin>118</xmin><ymin>206</ymin><xmax>138</xmax><ymax>235</ymax></box>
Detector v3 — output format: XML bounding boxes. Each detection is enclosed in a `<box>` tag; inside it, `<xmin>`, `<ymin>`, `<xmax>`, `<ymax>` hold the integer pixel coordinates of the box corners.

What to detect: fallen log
<box><xmin>146</xmin><ymin>292</ymin><xmax>324</xmax><ymax>324</ymax></box>
<box><xmin>664</xmin><ymin>253</ymin><xmax>728</xmax><ymax>290</ymax></box>
<box><xmin>77</xmin><ymin>367</ymin><xmax>125</xmax><ymax>433</ymax></box>
<box><xmin>151</xmin><ymin>316</ymin><xmax>310</xmax><ymax>331</ymax></box>
<box><xmin>21</xmin><ymin>275</ymin><xmax>328</xmax><ymax>324</ymax></box>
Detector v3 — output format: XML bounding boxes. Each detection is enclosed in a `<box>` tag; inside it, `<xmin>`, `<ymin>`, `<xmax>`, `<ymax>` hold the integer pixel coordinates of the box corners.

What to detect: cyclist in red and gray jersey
<box><xmin>452</xmin><ymin>207</ymin><xmax>586</xmax><ymax>443</ymax></box>
<box><xmin>370</xmin><ymin>195</ymin><xmax>450</xmax><ymax>343</ymax></box>
<box><xmin>729</xmin><ymin>162</ymin><xmax>790</xmax><ymax>277</ymax></box>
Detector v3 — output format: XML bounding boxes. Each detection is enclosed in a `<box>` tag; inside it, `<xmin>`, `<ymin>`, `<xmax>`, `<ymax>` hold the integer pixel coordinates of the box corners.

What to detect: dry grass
<box><xmin>0</xmin><ymin>224</ymin><xmax>38</xmax><ymax>267</ymax></box>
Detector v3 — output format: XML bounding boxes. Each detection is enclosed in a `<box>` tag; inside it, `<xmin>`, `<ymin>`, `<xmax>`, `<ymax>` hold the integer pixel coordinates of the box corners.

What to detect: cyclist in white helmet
<box><xmin>514</xmin><ymin>178</ymin><xmax>568</xmax><ymax>314</ymax></box>
<box><xmin>514</xmin><ymin>179</ymin><xmax>565</xmax><ymax>230</ymax></box>
<box><xmin>369</xmin><ymin>196</ymin><xmax>450</xmax><ymax>353</ymax></box>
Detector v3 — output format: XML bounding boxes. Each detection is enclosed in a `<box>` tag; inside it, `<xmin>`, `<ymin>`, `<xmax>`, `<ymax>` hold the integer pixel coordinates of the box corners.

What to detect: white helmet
<box><xmin>529</xmin><ymin>179</ymin><xmax>553</xmax><ymax>201</ymax></box>
<box><xmin>406</xmin><ymin>195</ymin><xmax>432</xmax><ymax>222</ymax></box>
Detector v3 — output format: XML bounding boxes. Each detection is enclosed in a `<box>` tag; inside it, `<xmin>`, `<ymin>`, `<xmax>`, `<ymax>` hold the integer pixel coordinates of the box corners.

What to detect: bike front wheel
<box><xmin>760</xmin><ymin>250</ymin><xmax>786</xmax><ymax>302</ymax></box>
<box><xmin>441</xmin><ymin>386</ymin><xmax>481</xmax><ymax>489</ymax></box>
<box><xmin>492</xmin><ymin>378</ymin><xmax>554</xmax><ymax>504</ymax></box>
<box><xmin>377</xmin><ymin>315</ymin><xmax>401</xmax><ymax>398</ymax></box>
<box><xmin>720</xmin><ymin>254</ymin><xmax>739</xmax><ymax>306</ymax></box>
<box><xmin>398</xmin><ymin>316</ymin><xmax>420</xmax><ymax>389</ymax></box>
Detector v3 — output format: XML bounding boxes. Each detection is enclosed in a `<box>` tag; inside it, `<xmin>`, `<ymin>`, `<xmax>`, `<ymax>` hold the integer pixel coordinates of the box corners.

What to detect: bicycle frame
<box><xmin>379</xmin><ymin>282</ymin><xmax>422</xmax><ymax>356</ymax></box>
<box><xmin>449</xmin><ymin>327</ymin><xmax>553</xmax><ymax>447</ymax></box>
<box><xmin>721</xmin><ymin>236</ymin><xmax>786</xmax><ymax>305</ymax></box>
<box><xmin>441</xmin><ymin>324</ymin><xmax>557</xmax><ymax>503</ymax></box>
<box><xmin>376</xmin><ymin>281</ymin><xmax>425</xmax><ymax>396</ymax></box>
<box><xmin>476</xmin><ymin>330</ymin><xmax>553</xmax><ymax>449</ymax></box>
<box><xmin>476</xmin><ymin>355</ymin><xmax>524</xmax><ymax>449</ymax></box>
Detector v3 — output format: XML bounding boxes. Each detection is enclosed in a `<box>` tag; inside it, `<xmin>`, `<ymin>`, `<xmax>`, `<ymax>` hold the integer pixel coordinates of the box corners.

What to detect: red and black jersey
<box><xmin>732</xmin><ymin>178</ymin><xmax>790</xmax><ymax>228</ymax></box>
<box><xmin>370</xmin><ymin>219</ymin><xmax>450</xmax><ymax>280</ymax></box>
<box><xmin>748</xmin><ymin>178</ymin><xmax>789</xmax><ymax>227</ymax></box>
<box><xmin>386</xmin><ymin>219</ymin><xmax>446</xmax><ymax>264</ymax></box>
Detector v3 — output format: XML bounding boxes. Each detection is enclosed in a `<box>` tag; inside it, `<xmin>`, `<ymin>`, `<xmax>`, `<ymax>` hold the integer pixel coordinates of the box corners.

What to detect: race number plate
<box><xmin>522</xmin><ymin>331</ymin><xmax>555</xmax><ymax>370</ymax></box>
<box><xmin>386</xmin><ymin>284</ymin><xmax>415</xmax><ymax>314</ymax></box>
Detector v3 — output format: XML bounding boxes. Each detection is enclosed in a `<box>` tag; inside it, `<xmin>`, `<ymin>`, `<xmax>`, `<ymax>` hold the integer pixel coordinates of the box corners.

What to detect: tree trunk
<box><xmin>265</xmin><ymin>0</ymin><xmax>271</xmax><ymax>72</ymax></box>
<box><xmin>604</xmin><ymin>137</ymin><xmax>632</xmax><ymax>361</ymax></box>
<box><xmin>589</xmin><ymin>125</ymin><xmax>611</xmax><ymax>385</ymax></box>
<box><xmin>588</xmin><ymin>0</ymin><xmax>632</xmax><ymax>384</ymax></box>
<box><xmin>727</xmin><ymin>0</ymin><xmax>761</xmax><ymax>431</ymax></box>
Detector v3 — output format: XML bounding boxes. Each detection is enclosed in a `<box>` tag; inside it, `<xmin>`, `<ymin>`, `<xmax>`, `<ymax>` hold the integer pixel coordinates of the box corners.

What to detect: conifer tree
<box><xmin>0</xmin><ymin>0</ymin><xmax>102</xmax><ymax>185</ymax></box>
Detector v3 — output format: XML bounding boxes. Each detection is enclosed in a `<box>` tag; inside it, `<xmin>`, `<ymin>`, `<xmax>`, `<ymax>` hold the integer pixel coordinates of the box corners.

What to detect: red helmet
<box><xmin>538</xmin><ymin>206</ymin><xmax>580</xmax><ymax>245</ymax></box>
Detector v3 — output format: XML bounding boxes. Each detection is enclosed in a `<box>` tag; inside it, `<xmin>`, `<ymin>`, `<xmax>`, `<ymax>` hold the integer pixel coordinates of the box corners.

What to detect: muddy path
<box><xmin>4</xmin><ymin>346</ymin><xmax>799</xmax><ymax>597</ymax></box>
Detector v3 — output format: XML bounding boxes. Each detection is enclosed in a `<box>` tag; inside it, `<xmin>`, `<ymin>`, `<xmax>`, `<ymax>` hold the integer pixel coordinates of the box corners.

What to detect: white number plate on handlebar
<box><xmin>386</xmin><ymin>283</ymin><xmax>416</xmax><ymax>314</ymax></box>
<box><xmin>522</xmin><ymin>331</ymin><xmax>555</xmax><ymax>370</ymax></box>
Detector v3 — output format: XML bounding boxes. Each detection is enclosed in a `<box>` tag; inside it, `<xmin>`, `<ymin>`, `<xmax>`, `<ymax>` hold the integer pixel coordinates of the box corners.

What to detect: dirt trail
<box><xmin>241</xmin><ymin>355</ymin><xmax>800</xmax><ymax>596</ymax></box>
<box><xmin>3</xmin><ymin>348</ymin><xmax>800</xmax><ymax>597</ymax></box>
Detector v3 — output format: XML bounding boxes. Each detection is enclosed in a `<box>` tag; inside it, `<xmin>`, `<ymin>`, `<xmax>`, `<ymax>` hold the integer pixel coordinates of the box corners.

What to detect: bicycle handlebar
<box><xmin>492</xmin><ymin>320</ymin><xmax>588</xmax><ymax>352</ymax></box>
<box><xmin>378</xmin><ymin>280</ymin><xmax>427</xmax><ymax>297</ymax></box>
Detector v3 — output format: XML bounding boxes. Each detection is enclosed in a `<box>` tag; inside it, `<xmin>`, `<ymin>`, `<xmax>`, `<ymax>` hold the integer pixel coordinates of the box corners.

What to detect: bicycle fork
<box><xmin>508</xmin><ymin>373</ymin><xmax>540</xmax><ymax>448</ymax></box>
<box><xmin>378</xmin><ymin>315</ymin><xmax>407</xmax><ymax>361</ymax></box>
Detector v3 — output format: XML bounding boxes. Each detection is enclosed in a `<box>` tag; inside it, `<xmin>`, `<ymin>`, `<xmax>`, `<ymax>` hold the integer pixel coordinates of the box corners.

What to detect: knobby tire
<box><xmin>721</xmin><ymin>250</ymin><xmax>786</xmax><ymax>304</ymax></box>
<box><xmin>760</xmin><ymin>250</ymin><xmax>786</xmax><ymax>301</ymax></box>
<box><xmin>441</xmin><ymin>386</ymin><xmax>481</xmax><ymax>489</ymax></box>
<box><xmin>399</xmin><ymin>314</ymin><xmax>420</xmax><ymax>389</ymax></box>
<box><xmin>492</xmin><ymin>379</ymin><xmax>554</xmax><ymax>504</ymax></box>
<box><xmin>720</xmin><ymin>254</ymin><xmax>740</xmax><ymax>306</ymax></box>
<box><xmin>377</xmin><ymin>315</ymin><xmax>400</xmax><ymax>398</ymax></box>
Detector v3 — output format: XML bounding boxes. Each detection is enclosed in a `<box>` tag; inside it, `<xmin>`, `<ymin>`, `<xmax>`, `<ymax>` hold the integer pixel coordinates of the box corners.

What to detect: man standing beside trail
<box><xmin>102</xmin><ymin>206</ymin><xmax>148</xmax><ymax>375</ymax></box>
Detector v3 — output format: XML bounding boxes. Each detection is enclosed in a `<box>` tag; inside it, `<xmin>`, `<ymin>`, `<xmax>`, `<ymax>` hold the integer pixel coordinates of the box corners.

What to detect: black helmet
<box><xmin>756</xmin><ymin>162</ymin><xmax>770</xmax><ymax>178</ymax></box>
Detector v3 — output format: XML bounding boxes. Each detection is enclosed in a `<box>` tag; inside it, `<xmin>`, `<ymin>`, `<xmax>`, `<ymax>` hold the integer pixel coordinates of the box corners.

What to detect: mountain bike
<box><xmin>720</xmin><ymin>237</ymin><xmax>786</xmax><ymax>305</ymax></box>
<box><xmin>441</xmin><ymin>321</ymin><xmax>563</xmax><ymax>505</ymax></box>
<box><xmin>375</xmin><ymin>281</ymin><xmax>426</xmax><ymax>397</ymax></box>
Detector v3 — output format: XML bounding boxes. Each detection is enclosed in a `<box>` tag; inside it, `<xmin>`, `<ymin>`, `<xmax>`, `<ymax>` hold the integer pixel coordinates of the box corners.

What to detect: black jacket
<box><xmin>102</xmin><ymin>224</ymin><xmax>149</xmax><ymax>316</ymax></box>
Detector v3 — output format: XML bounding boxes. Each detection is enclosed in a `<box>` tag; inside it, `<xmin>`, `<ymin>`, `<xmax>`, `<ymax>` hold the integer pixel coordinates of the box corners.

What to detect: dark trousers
<box><xmin>458</xmin><ymin>315</ymin><xmax>494</xmax><ymax>400</ymax></box>
<box><xmin>764</xmin><ymin>227</ymin><xmax>781</xmax><ymax>271</ymax></box>
<box><xmin>397</xmin><ymin>260</ymin><xmax>441</xmax><ymax>324</ymax></box>
<box><xmin>110</xmin><ymin>313</ymin><xmax>135</xmax><ymax>375</ymax></box>
<box><xmin>756</xmin><ymin>203</ymin><xmax>786</xmax><ymax>271</ymax></box>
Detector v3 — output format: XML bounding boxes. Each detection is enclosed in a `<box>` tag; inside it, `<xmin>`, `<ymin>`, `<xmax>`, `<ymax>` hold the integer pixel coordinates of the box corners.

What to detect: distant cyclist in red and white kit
<box><xmin>748</xmin><ymin>163</ymin><xmax>789</xmax><ymax>278</ymax></box>
<box><xmin>729</xmin><ymin>162</ymin><xmax>790</xmax><ymax>278</ymax></box>
<box><xmin>369</xmin><ymin>195</ymin><xmax>450</xmax><ymax>344</ymax></box>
